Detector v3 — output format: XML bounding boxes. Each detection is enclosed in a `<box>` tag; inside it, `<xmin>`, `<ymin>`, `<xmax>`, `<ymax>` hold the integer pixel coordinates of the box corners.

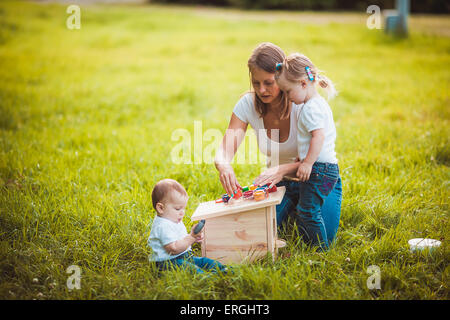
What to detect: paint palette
<box><xmin>215</xmin><ymin>184</ymin><xmax>277</xmax><ymax>204</ymax></box>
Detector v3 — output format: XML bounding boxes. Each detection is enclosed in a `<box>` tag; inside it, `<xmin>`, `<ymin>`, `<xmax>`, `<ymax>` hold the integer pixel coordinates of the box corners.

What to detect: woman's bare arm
<box><xmin>254</xmin><ymin>161</ymin><xmax>301</xmax><ymax>187</ymax></box>
<box><xmin>214</xmin><ymin>113</ymin><xmax>248</xmax><ymax>196</ymax></box>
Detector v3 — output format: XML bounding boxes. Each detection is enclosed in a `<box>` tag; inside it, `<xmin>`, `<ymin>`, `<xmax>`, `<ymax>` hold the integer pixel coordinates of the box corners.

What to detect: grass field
<box><xmin>0</xmin><ymin>1</ymin><xmax>449</xmax><ymax>300</ymax></box>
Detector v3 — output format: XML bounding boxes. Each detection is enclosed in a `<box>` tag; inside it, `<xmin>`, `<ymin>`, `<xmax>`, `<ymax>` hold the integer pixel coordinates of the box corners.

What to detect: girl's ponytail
<box><xmin>277</xmin><ymin>52</ymin><xmax>338</xmax><ymax>101</ymax></box>
<box><xmin>317</xmin><ymin>73</ymin><xmax>338</xmax><ymax>100</ymax></box>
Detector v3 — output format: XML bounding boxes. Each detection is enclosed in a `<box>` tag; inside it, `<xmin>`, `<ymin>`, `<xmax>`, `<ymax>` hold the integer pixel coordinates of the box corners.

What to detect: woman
<box><xmin>214</xmin><ymin>42</ymin><xmax>342</xmax><ymax>249</ymax></box>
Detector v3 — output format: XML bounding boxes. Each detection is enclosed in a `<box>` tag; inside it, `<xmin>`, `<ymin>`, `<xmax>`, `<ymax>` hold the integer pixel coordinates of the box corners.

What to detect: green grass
<box><xmin>0</xmin><ymin>1</ymin><xmax>449</xmax><ymax>300</ymax></box>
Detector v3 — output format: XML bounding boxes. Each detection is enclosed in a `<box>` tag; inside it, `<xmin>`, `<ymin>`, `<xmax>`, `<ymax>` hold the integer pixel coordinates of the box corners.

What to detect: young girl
<box><xmin>274</xmin><ymin>53</ymin><xmax>341</xmax><ymax>250</ymax></box>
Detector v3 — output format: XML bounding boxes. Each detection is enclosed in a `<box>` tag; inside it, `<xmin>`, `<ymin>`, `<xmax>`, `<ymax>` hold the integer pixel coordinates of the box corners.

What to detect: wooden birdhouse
<box><xmin>191</xmin><ymin>186</ymin><xmax>286</xmax><ymax>264</ymax></box>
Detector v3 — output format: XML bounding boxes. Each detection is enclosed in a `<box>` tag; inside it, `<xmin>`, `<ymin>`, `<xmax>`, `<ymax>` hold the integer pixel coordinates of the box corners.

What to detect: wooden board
<box><xmin>206</xmin><ymin>248</ymin><xmax>268</xmax><ymax>264</ymax></box>
<box><xmin>203</xmin><ymin>207</ymin><xmax>268</xmax><ymax>264</ymax></box>
<box><xmin>191</xmin><ymin>186</ymin><xmax>286</xmax><ymax>221</ymax></box>
<box><xmin>266</xmin><ymin>205</ymin><xmax>276</xmax><ymax>258</ymax></box>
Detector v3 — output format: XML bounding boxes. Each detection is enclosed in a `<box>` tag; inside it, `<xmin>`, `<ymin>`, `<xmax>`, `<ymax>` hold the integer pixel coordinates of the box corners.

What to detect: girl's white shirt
<box><xmin>296</xmin><ymin>95</ymin><xmax>338</xmax><ymax>164</ymax></box>
<box><xmin>232</xmin><ymin>92</ymin><xmax>337</xmax><ymax>168</ymax></box>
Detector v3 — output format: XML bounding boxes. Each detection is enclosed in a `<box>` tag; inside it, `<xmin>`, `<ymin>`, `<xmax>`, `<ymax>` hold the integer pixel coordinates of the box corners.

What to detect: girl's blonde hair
<box><xmin>275</xmin><ymin>53</ymin><xmax>337</xmax><ymax>100</ymax></box>
<box><xmin>247</xmin><ymin>42</ymin><xmax>290</xmax><ymax>120</ymax></box>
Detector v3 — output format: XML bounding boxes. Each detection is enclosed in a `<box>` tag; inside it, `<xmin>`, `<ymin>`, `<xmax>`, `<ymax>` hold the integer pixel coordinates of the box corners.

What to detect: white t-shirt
<box><xmin>233</xmin><ymin>92</ymin><xmax>302</xmax><ymax>168</ymax></box>
<box><xmin>297</xmin><ymin>95</ymin><xmax>337</xmax><ymax>164</ymax></box>
<box><xmin>148</xmin><ymin>215</ymin><xmax>191</xmax><ymax>262</ymax></box>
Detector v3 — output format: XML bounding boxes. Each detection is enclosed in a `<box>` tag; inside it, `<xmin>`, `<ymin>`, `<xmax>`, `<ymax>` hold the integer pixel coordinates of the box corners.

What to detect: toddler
<box><xmin>148</xmin><ymin>178</ymin><xmax>228</xmax><ymax>273</ymax></box>
<box><xmin>274</xmin><ymin>53</ymin><xmax>341</xmax><ymax>249</ymax></box>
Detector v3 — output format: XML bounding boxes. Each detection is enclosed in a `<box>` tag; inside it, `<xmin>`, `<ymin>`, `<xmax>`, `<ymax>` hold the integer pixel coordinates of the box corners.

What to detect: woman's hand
<box><xmin>218</xmin><ymin>164</ymin><xmax>241</xmax><ymax>196</ymax></box>
<box><xmin>254</xmin><ymin>165</ymin><xmax>286</xmax><ymax>188</ymax></box>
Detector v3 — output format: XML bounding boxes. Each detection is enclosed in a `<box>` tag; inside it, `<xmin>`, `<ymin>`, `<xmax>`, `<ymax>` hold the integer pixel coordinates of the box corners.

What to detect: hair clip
<box><xmin>305</xmin><ymin>66</ymin><xmax>314</xmax><ymax>81</ymax></box>
<box><xmin>275</xmin><ymin>63</ymin><xmax>283</xmax><ymax>71</ymax></box>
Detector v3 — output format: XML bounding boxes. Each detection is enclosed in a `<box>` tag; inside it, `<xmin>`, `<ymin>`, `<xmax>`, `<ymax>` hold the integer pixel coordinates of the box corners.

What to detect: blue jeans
<box><xmin>276</xmin><ymin>162</ymin><xmax>342</xmax><ymax>250</ymax></box>
<box><xmin>155</xmin><ymin>251</ymin><xmax>227</xmax><ymax>274</ymax></box>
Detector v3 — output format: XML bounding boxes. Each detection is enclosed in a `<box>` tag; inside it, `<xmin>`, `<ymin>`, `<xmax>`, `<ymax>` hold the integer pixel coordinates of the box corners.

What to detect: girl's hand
<box><xmin>297</xmin><ymin>162</ymin><xmax>313</xmax><ymax>182</ymax></box>
<box><xmin>218</xmin><ymin>164</ymin><xmax>241</xmax><ymax>196</ymax></box>
<box><xmin>254</xmin><ymin>165</ymin><xmax>285</xmax><ymax>188</ymax></box>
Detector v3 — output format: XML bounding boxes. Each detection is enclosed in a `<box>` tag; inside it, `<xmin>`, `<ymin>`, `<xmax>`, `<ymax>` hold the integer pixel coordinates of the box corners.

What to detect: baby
<box><xmin>148</xmin><ymin>178</ymin><xmax>228</xmax><ymax>274</ymax></box>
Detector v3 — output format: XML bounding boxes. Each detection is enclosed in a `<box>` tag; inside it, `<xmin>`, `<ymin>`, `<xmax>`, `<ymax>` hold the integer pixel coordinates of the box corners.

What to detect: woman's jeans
<box><xmin>155</xmin><ymin>251</ymin><xmax>227</xmax><ymax>274</ymax></box>
<box><xmin>276</xmin><ymin>162</ymin><xmax>342</xmax><ymax>250</ymax></box>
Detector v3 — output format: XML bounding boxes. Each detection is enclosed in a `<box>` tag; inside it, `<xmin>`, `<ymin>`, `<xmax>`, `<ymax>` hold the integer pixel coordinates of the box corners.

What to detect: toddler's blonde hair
<box><xmin>275</xmin><ymin>53</ymin><xmax>337</xmax><ymax>100</ymax></box>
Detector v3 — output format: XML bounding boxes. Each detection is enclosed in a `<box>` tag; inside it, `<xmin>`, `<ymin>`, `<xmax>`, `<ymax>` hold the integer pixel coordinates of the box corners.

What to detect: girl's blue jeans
<box><xmin>276</xmin><ymin>162</ymin><xmax>342</xmax><ymax>250</ymax></box>
<box><xmin>155</xmin><ymin>251</ymin><xmax>227</xmax><ymax>274</ymax></box>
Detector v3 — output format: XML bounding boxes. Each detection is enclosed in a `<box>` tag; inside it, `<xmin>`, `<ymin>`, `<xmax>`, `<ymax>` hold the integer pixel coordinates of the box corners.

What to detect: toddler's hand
<box><xmin>190</xmin><ymin>223</ymin><xmax>204</xmax><ymax>241</ymax></box>
<box><xmin>194</xmin><ymin>233</ymin><xmax>204</xmax><ymax>243</ymax></box>
<box><xmin>297</xmin><ymin>162</ymin><xmax>313</xmax><ymax>182</ymax></box>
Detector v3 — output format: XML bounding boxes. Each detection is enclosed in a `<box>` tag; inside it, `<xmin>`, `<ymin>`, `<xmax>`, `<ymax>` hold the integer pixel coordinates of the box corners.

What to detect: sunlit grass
<box><xmin>0</xmin><ymin>1</ymin><xmax>449</xmax><ymax>299</ymax></box>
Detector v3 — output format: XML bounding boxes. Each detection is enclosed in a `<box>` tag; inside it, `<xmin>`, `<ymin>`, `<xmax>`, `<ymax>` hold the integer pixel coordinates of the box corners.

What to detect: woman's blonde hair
<box><xmin>275</xmin><ymin>53</ymin><xmax>337</xmax><ymax>100</ymax></box>
<box><xmin>247</xmin><ymin>42</ymin><xmax>290</xmax><ymax>120</ymax></box>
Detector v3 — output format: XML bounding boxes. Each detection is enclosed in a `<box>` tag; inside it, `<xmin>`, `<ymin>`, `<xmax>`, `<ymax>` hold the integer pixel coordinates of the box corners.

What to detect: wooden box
<box><xmin>191</xmin><ymin>186</ymin><xmax>286</xmax><ymax>264</ymax></box>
